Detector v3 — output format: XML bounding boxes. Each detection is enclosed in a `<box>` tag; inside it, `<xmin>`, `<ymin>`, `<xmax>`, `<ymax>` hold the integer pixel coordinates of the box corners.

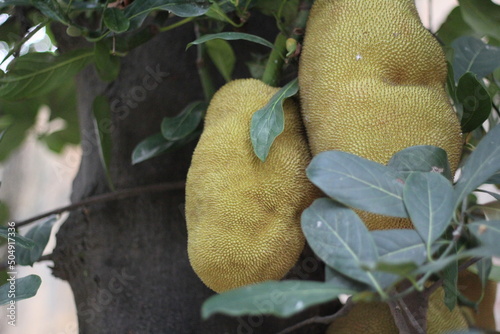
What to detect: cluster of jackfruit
<box><xmin>185</xmin><ymin>0</ymin><xmax>496</xmax><ymax>331</ymax></box>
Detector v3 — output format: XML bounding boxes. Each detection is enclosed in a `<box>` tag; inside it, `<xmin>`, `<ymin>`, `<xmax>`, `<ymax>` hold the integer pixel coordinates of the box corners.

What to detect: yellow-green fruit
<box><xmin>458</xmin><ymin>270</ymin><xmax>497</xmax><ymax>330</ymax></box>
<box><xmin>326</xmin><ymin>287</ymin><xmax>468</xmax><ymax>334</ymax></box>
<box><xmin>299</xmin><ymin>0</ymin><xmax>463</xmax><ymax>231</ymax></box>
<box><xmin>185</xmin><ymin>79</ymin><xmax>316</xmax><ymax>293</ymax></box>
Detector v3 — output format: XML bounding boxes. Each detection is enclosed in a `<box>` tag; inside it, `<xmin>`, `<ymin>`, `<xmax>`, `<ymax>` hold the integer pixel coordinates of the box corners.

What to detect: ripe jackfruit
<box><xmin>185</xmin><ymin>79</ymin><xmax>316</xmax><ymax>293</ymax></box>
<box><xmin>326</xmin><ymin>287</ymin><xmax>468</xmax><ymax>334</ymax></box>
<box><xmin>298</xmin><ymin>0</ymin><xmax>463</xmax><ymax>230</ymax></box>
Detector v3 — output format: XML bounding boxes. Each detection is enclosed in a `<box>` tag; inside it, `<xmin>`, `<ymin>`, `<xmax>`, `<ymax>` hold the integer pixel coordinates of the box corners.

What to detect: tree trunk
<box><xmin>51</xmin><ymin>15</ymin><xmax>333</xmax><ymax>333</ymax></box>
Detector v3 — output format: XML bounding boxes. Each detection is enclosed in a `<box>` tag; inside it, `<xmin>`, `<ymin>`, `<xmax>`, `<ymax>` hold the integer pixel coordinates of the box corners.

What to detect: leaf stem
<box><xmin>261</xmin><ymin>33</ymin><xmax>286</xmax><ymax>87</ymax></box>
<box><xmin>195</xmin><ymin>24</ymin><xmax>216</xmax><ymax>101</ymax></box>
<box><xmin>158</xmin><ymin>17</ymin><xmax>195</xmax><ymax>33</ymax></box>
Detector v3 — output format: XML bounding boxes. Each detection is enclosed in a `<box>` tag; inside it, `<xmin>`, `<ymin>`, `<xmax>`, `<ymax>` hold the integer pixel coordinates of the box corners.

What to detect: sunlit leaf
<box><xmin>206</xmin><ymin>39</ymin><xmax>235</xmax><ymax>82</ymax></box>
<box><xmin>187</xmin><ymin>32</ymin><xmax>274</xmax><ymax>50</ymax></box>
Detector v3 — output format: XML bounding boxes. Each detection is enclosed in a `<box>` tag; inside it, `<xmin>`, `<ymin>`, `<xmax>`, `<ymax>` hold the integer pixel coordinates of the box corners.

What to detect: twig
<box><xmin>276</xmin><ymin>298</ymin><xmax>354</xmax><ymax>334</ymax></box>
<box><xmin>15</xmin><ymin>181</ymin><xmax>186</xmax><ymax>228</ymax></box>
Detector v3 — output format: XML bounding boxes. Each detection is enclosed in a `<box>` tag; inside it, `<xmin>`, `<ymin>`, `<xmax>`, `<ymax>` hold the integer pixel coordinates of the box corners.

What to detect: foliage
<box><xmin>0</xmin><ymin>0</ymin><xmax>499</xmax><ymax>333</ymax></box>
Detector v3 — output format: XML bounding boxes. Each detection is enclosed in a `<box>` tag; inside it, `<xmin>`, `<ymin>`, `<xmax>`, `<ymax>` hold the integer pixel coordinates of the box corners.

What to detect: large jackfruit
<box><xmin>298</xmin><ymin>0</ymin><xmax>463</xmax><ymax>230</ymax></box>
<box><xmin>325</xmin><ymin>287</ymin><xmax>468</xmax><ymax>334</ymax></box>
<box><xmin>185</xmin><ymin>79</ymin><xmax>316</xmax><ymax>293</ymax></box>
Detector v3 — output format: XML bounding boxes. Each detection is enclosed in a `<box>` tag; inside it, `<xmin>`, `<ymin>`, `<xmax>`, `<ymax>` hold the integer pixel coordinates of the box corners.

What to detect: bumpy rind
<box><xmin>186</xmin><ymin>79</ymin><xmax>316</xmax><ymax>293</ymax></box>
<box><xmin>299</xmin><ymin>0</ymin><xmax>462</xmax><ymax>230</ymax></box>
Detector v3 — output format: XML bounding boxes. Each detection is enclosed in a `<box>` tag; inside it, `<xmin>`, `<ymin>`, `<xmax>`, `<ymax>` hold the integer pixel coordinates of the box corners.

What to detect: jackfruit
<box><xmin>298</xmin><ymin>0</ymin><xmax>463</xmax><ymax>230</ymax></box>
<box><xmin>458</xmin><ymin>270</ymin><xmax>497</xmax><ymax>330</ymax></box>
<box><xmin>326</xmin><ymin>287</ymin><xmax>468</xmax><ymax>334</ymax></box>
<box><xmin>185</xmin><ymin>79</ymin><xmax>316</xmax><ymax>293</ymax></box>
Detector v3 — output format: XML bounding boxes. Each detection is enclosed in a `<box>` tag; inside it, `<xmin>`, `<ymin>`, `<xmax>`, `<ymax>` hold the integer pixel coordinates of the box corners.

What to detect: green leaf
<box><xmin>371</xmin><ymin>229</ymin><xmax>426</xmax><ymax>265</ymax></box>
<box><xmin>458</xmin><ymin>0</ymin><xmax>500</xmax><ymax>40</ymax></box>
<box><xmin>94</xmin><ymin>40</ymin><xmax>121</xmax><ymax>82</ymax></box>
<box><xmin>388</xmin><ymin>145</ymin><xmax>452</xmax><ymax>181</ymax></box>
<box><xmin>0</xmin><ymin>226</ymin><xmax>35</xmax><ymax>249</ymax></box>
<box><xmin>250</xmin><ymin>79</ymin><xmax>298</xmax><ymax>162</ymax></box>
<box><xmin>0</xmin><ymin>275</ymin><xmax>42</xmax><ymax>305</ymax></box>
<box><xmin>442</xmin><ymin>253</ymin><xmax>458</xmax><ymax>311</ymax></box>
<box><xmin>92</xmin><ymin>95</ymin><xmax>114</xmax><ymax>190</ymax></box>
<box><xmin>307</xmin><ymin>151</ymin><xmax>407</xmax><ymax>218</ymax></box>
<box><xmin>17</xmin><ymin>216</ymin><xmax>57</xmax><ymax>266</ymax></box>
<box><xmin>371</xmin><ymin>229</ymin><xmax>426</xmax><ymax>287</ymax></box>
<box><xmin>454</xmin><ymin>124</ymin><xmax>500</xmax><ymax>206</ymax></box>
<box><xmin>301</xmin><ymin>198</ymin><xmax>380</xmax><ymax>288</ymax></box>
<box><xmin>437</xmin><ymin>7</ymin><xmax>476</xmax><ymax>46</ymax></box>
<box><xmin>206</xmin><ymin>39</ymin><xmax>235</xmax><ymax>82</ymax></box>
<box><xmin>103</xmin><ymin>7</ymin><xmax>130</xmax><ymax>33</ymax></box>
<box><xmin>161</xmin><ymin>101</ymin><xmax>205</xmax><ymax>141</ymax></box>
<box><xmin>403</xmin><ymin>172</ymin><xmax>454</xmax><ymax>246</ymax></box>
<box><xmin>324</xmin><ymin>266</ymin><xmax>370</xmax><ymax>291</ymax></box>
<box><xmin>202</xmin><ymin>280</ymin><xmax>354</xmax><ymax>319</ymax></box>
<box><xmin>0</xmin><ymin>49</ymin><xmax>94</xmax><ymax>100</ymax></box>
<box><xmin>476</xmin><ymin>257</ymin><xmax>492</xmax><ymax>293</ymax></box>
<box><xmin>32</xmin><ymin>0</ymin><xmax>68</xmax><ymax>24</ymax></box>
<box><xmin>131</xmin><ymin>130</ymin><xmax>200</xmax><ymax>164</ymax></box>
<box><xmin>187</xmin><ymin>32</ymin><xmax>274</xmax><ymax>50</ymax></box>
<box><xmin>477</xmin><ymin>264</ymin><xmax>500</xmax><ymax>282</ymax></box>
<box><xmin>469</xmin><ymin>220</ymin><xmax>500</xmax><ymax>256</ymax></box>
<box><xmin>456</xmin><ymin>72</ymin><xmax>492</xmax><ymax>133</ymax></box>
<box><xmin>125</xmin><ymin>1</ymin><xmax>210</xmax><ymax>29</ymax></box>
<box><xmin>452</xmin><ymin>36</ymin><xmax>500</xmax><ymax>82</ymax></box>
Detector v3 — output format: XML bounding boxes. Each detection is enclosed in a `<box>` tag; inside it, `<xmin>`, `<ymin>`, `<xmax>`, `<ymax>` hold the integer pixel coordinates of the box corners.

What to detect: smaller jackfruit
<box><xmin>185</xmin><ymin>79</ymin><xmax>316</xmax><ymax>293</ymax></box>
<box><xmin>326</xmin><ymin>287</ymin><xmax>468</xmax><ymax>334</ymax></box>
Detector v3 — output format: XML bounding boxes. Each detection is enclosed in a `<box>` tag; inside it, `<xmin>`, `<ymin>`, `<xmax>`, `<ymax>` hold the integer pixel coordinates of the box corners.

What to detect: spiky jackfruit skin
<box><xmin>186</xmin><ymin>79</ymin><xmax>316</xmax><ymax>293</ymax></box>
<box><xmin>326</xmin><ymin>287</ymin><xmax>468</xmax><ymax>334</ymax></box>
<box><xmin>298</xmin><ymin>0</ymin><xmax>463</xmax><ymax>231</ymax></box>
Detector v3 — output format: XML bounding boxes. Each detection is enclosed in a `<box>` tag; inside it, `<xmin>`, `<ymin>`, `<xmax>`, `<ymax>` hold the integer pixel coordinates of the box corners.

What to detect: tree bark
<box><xmin>51</xmin><ymin>15</ymin><xmax>333</xmax><ymax>333</ymax></box>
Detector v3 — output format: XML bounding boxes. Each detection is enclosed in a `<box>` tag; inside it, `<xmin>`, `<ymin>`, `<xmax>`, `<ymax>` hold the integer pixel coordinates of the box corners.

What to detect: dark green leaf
<box><xmin>187</xmin><ymin>32</ymin><xmax>274</xmax><ymax>50</ymax></box>
<box><xmin>475</xmin><ymin>189</ymin><xmax>500</xmax><ymax>201</ymax></box>
<box><xmin>388</xmin><ymin>145</ymin><xmax>452</xmax><ymax>181</ymax></box>
<box><xmin>206</xmin><ymin>39</ymin><xmax>235</xmax><ymax>82</ymax></box>
<box><xmin>307</xmin><ymin>151</ymin><xmax>407</xmax><ymax>218</ymax></box>
<box><xmin>0</xmin><ymin>49</ymin><xmax>94</xmax><ymax>100</ymax></box>
<box><xmin>250</xmin><ymin>79</ymin><xmax>298</xmax><ymax>161</ymax></box>
<box><xmin>442</xmin><ymin>254</ymin><xmax>458</xmax><ymax>311</ymax></box>
<box><xmin>131</xmin><ymin>130</ymin><xmax>200</xmax><ymax>164</ymax></box>
<box><xmin>437</xmin><ymin>7</ymin><xmax>476</xmax><ymax>46</ymax></box>
<box><xmin>161</xmin><ymin>101</ymin><xmax>205</xmax><ymax>141</ymax></box>
<box><xmin>301</xmin><ymin>198</ymin><xmax>380</xmax><ymax>287</ymax></box>
<box><xmin>0</xmin><ymin>226</ymin><xmax>35</xmax><ymax>249</ymax></box>
<box><xmin>202</xmin><ymin>280</ymin><xmax>353</xmax><ymax>319</ymax></box>
<box><xmin>456</xmin><ymin>72</ymin><xmax>492</xmax><ymax>133</ymax></box>
<box><xmin>403</xmin><ymin>172</ymin><xmax>454</xmax><ymax>246</ymax></box>
<box><xmin>32</xmin><ymin>0</ymin><xmax>68</xmax><ymax>24</ymax></box>
<box><xmin>125</xmin><ymin>1</ymin><xmax>210</xmax><ymax>29</ymax></box>
<box><xmin>454</xmin><ymin>124</ymin><xmax>500</xmax><ymax>206</ymax></box>
<box><xmin>94</xmin><ymin>41</ymin><xmax>121</xmax><ymax>82</ymax></box>
<box><xmin>452</xmin><ymin>36</ymin><xmax>500</xmax><ymax>82</ymax></box>
<box><xmin>373</xmin><ymin>262</ymin><xmax>418</xmax><ymax>278</ymax></box>
<box><xmin>17</xmin><ymin>216</ymin><xmax>57</xmax><ymax>266</ymax></box>
<box><xmin>469</xmin><ymin>220</ymin><xmax>500</xmax><ymax>256</ymax></box>
<box><xmin>92</xmin><ymin>95</ymin><xmax>114</xmax><ymax>190</ymax></box>
<box><xmin>103</xmin><ymin>7</ymin><xmax>130</xmax><ymax>33</ymax></box>
<box><xmin>458</xmin><ymin>0</ymin><xmax>500</xmax><ymax>40</ymax></box>
<box><xmin>0</xmin><ymin>275</ymin><xmax>41</xmax><ymax>305</ymax></box>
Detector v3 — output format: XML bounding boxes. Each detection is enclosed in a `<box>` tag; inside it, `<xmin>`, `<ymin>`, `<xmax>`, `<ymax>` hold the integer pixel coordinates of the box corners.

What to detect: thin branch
<box><xmin>276</xmin><ymin>298</ymin><xmax>354</xmax><ymax>334</ymax></box>
<box><xmin>15</xmin><ymin>181</ymin><xmax>186</xmax><ymax>228</ymax></box>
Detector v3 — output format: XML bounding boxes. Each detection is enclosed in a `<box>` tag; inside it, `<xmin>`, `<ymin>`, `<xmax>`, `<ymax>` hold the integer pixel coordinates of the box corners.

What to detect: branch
<box><xmin>15</xmin><ymin>181</ymin><xmax>186</xmax><ymax>228</ymax></box>
<box><xmin>276</xmin><ymin>298</ymin><xmax>354</xmax><ymax>334</ymax></box>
